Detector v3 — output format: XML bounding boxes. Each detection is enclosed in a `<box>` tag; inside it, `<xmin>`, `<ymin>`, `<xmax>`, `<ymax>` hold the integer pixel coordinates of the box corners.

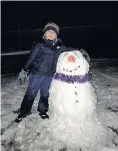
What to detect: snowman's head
<box><xmin>56</xmin><ymin>50</ymin><xmax>90</xmax><ymax>76</ymax></box>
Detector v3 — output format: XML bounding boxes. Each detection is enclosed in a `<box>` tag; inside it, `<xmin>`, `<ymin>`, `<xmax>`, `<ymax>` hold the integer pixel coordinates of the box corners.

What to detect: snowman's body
<box><xmin>49</xmin><ymin>79</ymin><xmax>97</xmax><ymax>120</ymax></box>
<box><xmin>14</xmin><ymin>50</ymin><xmax>113</xmax><ymax>151</ymax></box>
<box><xmin>48</xmin><ymin>51</ymin><xmax>111</xmax><ymax>151</ymax></box>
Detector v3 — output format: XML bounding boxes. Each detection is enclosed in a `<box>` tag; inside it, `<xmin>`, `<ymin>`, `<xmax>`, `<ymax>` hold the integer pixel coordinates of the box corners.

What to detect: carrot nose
<box><xmin>67</xmin><ymin>55</ymin><xmax>76</xmax><ymax>62</ymax></box>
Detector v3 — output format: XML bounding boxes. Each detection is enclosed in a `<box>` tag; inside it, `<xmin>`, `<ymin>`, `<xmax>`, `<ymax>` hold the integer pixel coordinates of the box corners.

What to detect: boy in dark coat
<box><xmin>15</xmin><ymin>22</ymin><xmax>90</xmax><ymax>123</ymax></box>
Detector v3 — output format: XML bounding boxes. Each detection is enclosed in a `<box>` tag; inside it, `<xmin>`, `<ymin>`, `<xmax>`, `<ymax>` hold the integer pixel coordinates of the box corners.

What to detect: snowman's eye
<box><xmin>74</xmin><ymin>52</ymin><xmax>80</xmax><ymax>58</ymax></box>
<box><xmin>74</xmin><ymin>52</ymin><xmax>78</xmax><ymax>56</ymax></box>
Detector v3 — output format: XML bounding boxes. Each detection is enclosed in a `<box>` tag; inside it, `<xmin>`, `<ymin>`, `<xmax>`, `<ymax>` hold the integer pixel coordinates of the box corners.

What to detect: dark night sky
<box><xmin>1</xmin><ymin>1</ymin><xmax>118</xmax><ymax>58</ymax></box>
<box><xmin>2</xmin><ymin>1</ymin><xmax>118</xmax><ymax>30</ymax></box>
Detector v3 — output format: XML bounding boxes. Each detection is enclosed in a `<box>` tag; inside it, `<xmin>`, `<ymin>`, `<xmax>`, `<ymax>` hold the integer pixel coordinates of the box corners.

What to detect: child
<box><xmin>15</xmin><ymin>22</ymin><xmax>90</xmax><ymax>123</ymax></box>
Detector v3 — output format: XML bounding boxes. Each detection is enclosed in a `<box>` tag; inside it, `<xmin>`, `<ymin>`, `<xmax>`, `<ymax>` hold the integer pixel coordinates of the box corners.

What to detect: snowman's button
<box><xmin>75</xmin><ymin>86</ymin><xmax>77</xmax><ymax>88</ymax></box>
<box><xmin>75</xmin><ymin>92</ymin><xmax>77</xmax><ymax>95</ymax></box>
<box><xmin>75</xmin><ymin>100</ymin><xmax>79</xmax><ymax>103</ymax></box>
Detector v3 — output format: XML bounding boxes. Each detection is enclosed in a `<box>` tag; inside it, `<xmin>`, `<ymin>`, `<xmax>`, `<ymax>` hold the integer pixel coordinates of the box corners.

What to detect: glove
<box><xmin>54</xmin><ymin>38</ymin><xmax>63</xmax><ymax>49</ymax></box>
<box><xmin>79</xmin><ymin>48</ymin><xmax>91</xmax><ymax>64</ymax></box>
<box><xmin>18</xmin><ymin>69</ymin><xmax>29</xmax><ymax>85</ymax></box>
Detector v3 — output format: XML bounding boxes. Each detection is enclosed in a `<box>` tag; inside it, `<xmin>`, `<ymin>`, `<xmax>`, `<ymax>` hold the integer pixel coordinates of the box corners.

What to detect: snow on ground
<box><xmin>1</xmin><ymin>65</ymin><xmax>118</xmax><ymax>151</ymax></box>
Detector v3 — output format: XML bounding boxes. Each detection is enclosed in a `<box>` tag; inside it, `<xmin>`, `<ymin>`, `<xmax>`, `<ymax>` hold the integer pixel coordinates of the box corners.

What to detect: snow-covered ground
<box><xmin>1</xmin><ymin>64</ymin><xmax>118</xmax><ymax>151</ymax></box>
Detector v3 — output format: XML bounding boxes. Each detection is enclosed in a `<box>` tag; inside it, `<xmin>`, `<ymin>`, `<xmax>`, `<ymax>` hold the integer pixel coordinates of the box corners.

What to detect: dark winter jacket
<box><xmin>24</xmin><ymin>38</ymin><xmax>90</xmax><ymax>76</ymax></box>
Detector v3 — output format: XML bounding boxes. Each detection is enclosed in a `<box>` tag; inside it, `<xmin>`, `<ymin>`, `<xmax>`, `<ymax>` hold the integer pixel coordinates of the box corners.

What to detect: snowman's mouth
<box><xmin>62</xmin><ymin>65</ymin><xmax>80</xmax><ymax>73</ymax></box>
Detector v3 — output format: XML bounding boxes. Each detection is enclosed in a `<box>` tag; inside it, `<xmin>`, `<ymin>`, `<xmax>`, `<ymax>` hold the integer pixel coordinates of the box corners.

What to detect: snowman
<box><xmin>48</xmin><ymin>50</ymin><xmax>112</xmax><ymax>151</ymax></box>
<box><xmin>14</xmin><ymin>50</ymin><xmax>114</xmax><ymax>151</ymax></box>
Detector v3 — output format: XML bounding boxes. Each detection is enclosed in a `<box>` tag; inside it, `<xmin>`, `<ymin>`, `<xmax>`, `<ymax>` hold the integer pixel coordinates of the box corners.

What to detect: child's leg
<box><xmin>37</xmin><ymin>76</ymin><xmax>53</xmax><ymax>115</ymax></box>
<box><xmin>19</xmin><ymin>74</ymin><xmax>45</xmax><ymax>117</ymax></box>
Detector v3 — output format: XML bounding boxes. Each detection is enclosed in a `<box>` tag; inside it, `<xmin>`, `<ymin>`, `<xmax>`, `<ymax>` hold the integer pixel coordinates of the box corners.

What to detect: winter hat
<box><xmin>43</xmin><ymin>22</ymin><xmax>59</xmax><ymax>35</ymax></box>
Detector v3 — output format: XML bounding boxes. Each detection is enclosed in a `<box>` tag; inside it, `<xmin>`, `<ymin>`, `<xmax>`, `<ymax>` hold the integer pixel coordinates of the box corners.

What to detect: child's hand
<box><xmin>18</xmin><ymin>69</ymin><xmax>28</xmax><ymax>85</ymax></box>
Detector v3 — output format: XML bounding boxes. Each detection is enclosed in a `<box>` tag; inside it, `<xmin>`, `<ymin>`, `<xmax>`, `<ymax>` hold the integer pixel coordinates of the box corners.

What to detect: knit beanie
<box><xmin>43</xmin><ymin>22</ymin><xmax>59</xmax><ymax>35</ymax></box>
